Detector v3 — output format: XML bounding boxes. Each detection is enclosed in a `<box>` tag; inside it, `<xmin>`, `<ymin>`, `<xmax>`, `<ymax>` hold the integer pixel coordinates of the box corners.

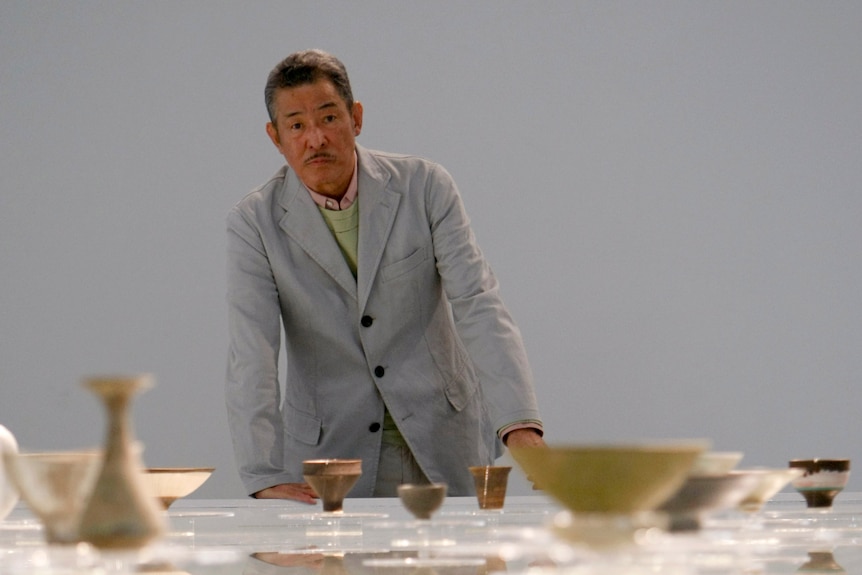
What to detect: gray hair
<box><xmin>264</xmin><ymin>49</ymin><xmax>354</xmax><ymax>123</ymax></box>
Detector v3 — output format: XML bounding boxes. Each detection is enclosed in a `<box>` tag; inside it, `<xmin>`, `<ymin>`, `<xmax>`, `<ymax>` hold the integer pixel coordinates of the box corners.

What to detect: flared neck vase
<box><xmin>78</xmin><ymin>374</ymin><xmax>165</xmax><ymax>549</ymax></box>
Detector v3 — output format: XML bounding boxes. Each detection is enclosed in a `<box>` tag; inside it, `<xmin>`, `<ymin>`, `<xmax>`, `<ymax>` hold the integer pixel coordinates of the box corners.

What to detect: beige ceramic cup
<box><xmin>469</xmin><ymin>465</ymin><xmax>511</xmax><ymax>510</ymax></box>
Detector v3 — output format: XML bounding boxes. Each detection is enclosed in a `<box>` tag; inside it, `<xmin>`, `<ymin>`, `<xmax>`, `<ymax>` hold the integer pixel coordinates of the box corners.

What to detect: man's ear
<box><xmin>266</xmin><ymin>122</ymin><xmax>281</xmax><ymax>148</ymax></box>
<box><xmin>351</xmin><ymin>101</ymin><xmax>364</xmax><ymax>136</ymax></box>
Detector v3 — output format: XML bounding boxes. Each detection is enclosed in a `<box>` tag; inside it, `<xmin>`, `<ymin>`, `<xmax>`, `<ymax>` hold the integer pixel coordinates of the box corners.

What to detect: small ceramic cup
<box><xmin>469</xmin><ymin>465</ymin><xmax>512</xmax><ymax>510</ymax></box>
<box><xmin>397</xmin><ymin>483</ymin><xmax>447</xmax><ymax>520</ymax></box>
<box><xmin>789</xmin><ymin>458</ymin><xmax>851</xmax><ymax>508</ymax></box>
<box><xmin>302</xmin><ymin>459</ymin><xmax>362</xmax><ymax>512</ymax></box>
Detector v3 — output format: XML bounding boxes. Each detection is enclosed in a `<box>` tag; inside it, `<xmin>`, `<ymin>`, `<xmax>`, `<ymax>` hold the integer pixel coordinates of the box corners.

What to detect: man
<box><xmin>226</xmin><ymin>49</ymin><xmax>544</xmax><ymax>502</ymax></box>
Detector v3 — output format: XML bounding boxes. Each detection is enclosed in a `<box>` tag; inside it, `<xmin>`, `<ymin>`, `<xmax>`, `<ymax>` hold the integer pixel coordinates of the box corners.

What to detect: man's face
<box><xmin>266</xmin><ymin>79</ymin><xmax>363</xmax><ymax>198</ymax></box>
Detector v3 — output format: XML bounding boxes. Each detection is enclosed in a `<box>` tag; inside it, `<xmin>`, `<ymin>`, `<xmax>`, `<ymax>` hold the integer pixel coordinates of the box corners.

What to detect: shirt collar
<box><xmin>304</xmin><ymin>151</ymin><xmax>358</xmax><ymax>211</ymax></box>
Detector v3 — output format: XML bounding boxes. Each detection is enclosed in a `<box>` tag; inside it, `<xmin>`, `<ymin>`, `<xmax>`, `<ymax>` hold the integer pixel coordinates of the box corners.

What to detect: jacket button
<box><xmin>369</xmin><ymin>422</ymin><xmax>381</xmax><ymax>432</ymax></box>
<box><xmin>374</xmin><ymin>366</ymin><xmax>385</xmax><ymax>378</ymax></box>
<box><xmin>361</xmin><ymin>315</ymin><xmax>374</xmax><ymax>327</ymax></box>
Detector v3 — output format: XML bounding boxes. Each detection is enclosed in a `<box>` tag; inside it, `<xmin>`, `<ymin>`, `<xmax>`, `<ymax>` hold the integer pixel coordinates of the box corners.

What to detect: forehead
<box><xmin>272</xmin><ymin>79</ymin><xmax>349</xmax><ymax>117</ymax></box>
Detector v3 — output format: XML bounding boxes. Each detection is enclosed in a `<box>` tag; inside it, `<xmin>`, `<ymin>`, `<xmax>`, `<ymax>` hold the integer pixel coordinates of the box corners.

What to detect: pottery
<box><xmin>469</xmin><ymin>465</ymin><xmax>511</xmax><ymax>510</ymax></box>
<box><xmin>508</xmin><ymin>441</ymin><xmax>708</xmax><ymax>514</ymax></box>
<box><xmin>689</xmin><ymin>451</ymin><xmax>744</xmax><ymax>476</ymax></box>
<box><xmin>397</xmin><ymin>483</ymin><xmax>447</xmax><ymax>520</ymax></box>
<box><xmin>142</xmin><ymin>467</ymin><xmax>215</xmax><ymax>509</ymax></box>
<box><xmin>77</xmin><ymin>374</ymin><xmax>166</xmax><ymax>549</ymax></box>
<box><xmin>789</xmin><ymin>459</ymin><xmax>851</xmax><ymax>508</ymax></box>
<box><xmin>302</xmin><ymin>459</ymin><xmax>362</xmax><ymax>512</ymax></box>
<box><xmin>3</xmin><ymin>451</ymin><xmax>102</xmax><ymax>544</ymax></box>
<box><xmin>797</xmin><ymin>550</ymin><xmax>846</xmax><ymax>573</ymax></box>
<box><xmin>659</xmin><ymin>470</ymin><xmax>762</xmax><ymax>531</ymax></box>
<box><xmin>737</xmin><ymin>468</ymin><xmax>805</xmax><ymax>512</ymax></box>
<box><xmin>0</xmin><ymin>424</ymin><xmax>20</xmax><ymax>520</ymax></box>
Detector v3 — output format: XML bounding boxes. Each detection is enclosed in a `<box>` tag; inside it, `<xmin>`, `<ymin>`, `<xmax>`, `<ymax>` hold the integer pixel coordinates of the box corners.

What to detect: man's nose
<box><xmin>306</xmin><ymin>125</ymin><xmax>327</xmax><ymax>148</ymax></box>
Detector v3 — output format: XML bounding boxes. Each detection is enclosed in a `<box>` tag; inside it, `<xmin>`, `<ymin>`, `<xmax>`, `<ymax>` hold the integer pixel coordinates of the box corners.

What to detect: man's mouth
<box><xmin>305</xmin><ymin>153</ymin><xmax>335</xmax><ymax>165</ymax></box>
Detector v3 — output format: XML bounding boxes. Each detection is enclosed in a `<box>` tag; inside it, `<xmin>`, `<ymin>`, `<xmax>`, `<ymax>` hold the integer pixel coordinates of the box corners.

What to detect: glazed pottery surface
<box><xmin>142</xmin><ymin>467</ymin><xmax>215</xmax><ymax>509</ymax></box>
<box><xmin>689</xmin><ymin>451</ymin><xmax>744</xmax><ymax>476</ymax></box>
<box><xmin>509</xmin><ymin>441</ymin><xmax>708</xmax><ymax>514</ymax></box>
<box><xmin>3</xmin><ymin>451</ymin><xmax>102</xmax><ymax>544</ymax></box>
<box><xmin>303</xmin><ymin>459</ymin><xmax>362</xmax><ymax>512</ymax></box>
<box><xmin>659</xmin><ymin>470</ymin><xmax>762</xmax><ymax>531</ymax></box>
<box><xmin>0</xmin><ymin>424</ymin><xmax>20</xmax><ymax>520</ymax></box>
<box><xmin>469</xmin><ymin>465</ymin><xmax>511</xmax><ymax>510</ymax></box>
<box><xmin>790</xmin><ymin>459</ymin><xmax>851</xmax><ymax>508</ymax></box>
<box><xmin>77</xmin><ymin>375</ymin><xmax>166</xmax><ymax>549</ymax></box>
<box><xmin>737</xmin><ymin>468</ymin><xmax>805</xmax><ymax>512</ymax></box>
<box><xmin>397</xmin><ymin>483</ymin><xmax>447</xmax><ymax>520</ymax></box>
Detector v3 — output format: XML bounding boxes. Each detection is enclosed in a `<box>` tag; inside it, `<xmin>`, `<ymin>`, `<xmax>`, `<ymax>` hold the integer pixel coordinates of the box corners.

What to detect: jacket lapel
<box><xmin>277</xmin><ymin>171</ymin><xmax>358</xmax><ymax>298</ymax></box>
<box><xmin>356</xmin><ymin>147</ymin><xmax>400</xmax><ymax>312</ymax></box>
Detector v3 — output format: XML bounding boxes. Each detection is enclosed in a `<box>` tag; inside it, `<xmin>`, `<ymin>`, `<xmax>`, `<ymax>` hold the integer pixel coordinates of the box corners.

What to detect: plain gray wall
<box><xmin>1</xmin><ymin>1</ymin><xmax>860</xmax><ymax>500</ymax></box>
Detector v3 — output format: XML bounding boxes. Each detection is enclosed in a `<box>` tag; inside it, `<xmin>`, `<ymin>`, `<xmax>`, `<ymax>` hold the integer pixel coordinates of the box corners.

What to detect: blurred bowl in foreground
<box><xmin>509</xmin><ymin>441</ymin><xmax>709</xmax><ymax>514</ymax></box>
<box><xmin>3</xmin><ymin>451</ymin><xmax>102</xmax><ymax>543</ymax></box>
<box><xmin>142</xmin><ymin>467</ymin><xmax>215</xmax><ymax>509</ymax></box>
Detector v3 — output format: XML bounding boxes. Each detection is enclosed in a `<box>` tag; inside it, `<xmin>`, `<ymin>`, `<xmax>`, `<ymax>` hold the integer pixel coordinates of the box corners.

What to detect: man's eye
<box><xmin>290</xmin><ymin>122</ymin><xmax>302</xmax><ymax>130</ymax></box>
<box><xmin>323</xmin><ymin>115</ymin><xmax>337</xmax><ymax>123</ymax></box>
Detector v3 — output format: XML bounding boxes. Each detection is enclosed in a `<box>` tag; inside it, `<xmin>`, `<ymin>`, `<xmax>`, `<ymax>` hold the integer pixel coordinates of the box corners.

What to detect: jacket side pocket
<box><xmin>283</xmin><ymin>403</ymin><xmax>322</xmax><ymax>446</ymax></box>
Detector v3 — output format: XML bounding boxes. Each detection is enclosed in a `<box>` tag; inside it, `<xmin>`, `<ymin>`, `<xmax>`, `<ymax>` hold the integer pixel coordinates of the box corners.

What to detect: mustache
<box><xmin>304</xmin><ymin>152</ymin><xmax>336</xmax><ymax>164</ymax></box>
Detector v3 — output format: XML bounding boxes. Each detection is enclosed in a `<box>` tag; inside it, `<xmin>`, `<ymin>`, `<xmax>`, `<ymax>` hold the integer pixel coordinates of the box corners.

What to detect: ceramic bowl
<box><xmin>3</xmin><ymin>451</ymin><xmax>102</xmax><ymax>544</ymax></box>
<box><xmin>397</xmin><ymin>483</ymin><xmax>447</xmax><ymax>519</ymax></box>
<box><xmin>508</xmin><ymin>441</ymin><xmax>708</xmax><ymax>514</ymax></box>
<box><xmin>659</xmin><ymin>470</ymin><xmax>762</xmax><ymax>531</ymax></box>
<box><xmin>302</xmin><ymin>459</ymin><xmax>362</xmax><ymax>512</ymax></box>
<box><xmin>736</xmin><ymin>467</ymin><xmax>805</xmax><ymax>512</ymax></box>
<box><xmin>789</xmin><ymin>458</ymin><xmax>851</xmax><ymax>508</ymax></box>
<box><xmin>141</xmin><ymin>467</ymin><xmax>215</xmax><ymax>509</ymax></box>
<box><xmin>689</xmin><ymin>451</ymin><xmax>744</xmax><ymax>476</ymax></box>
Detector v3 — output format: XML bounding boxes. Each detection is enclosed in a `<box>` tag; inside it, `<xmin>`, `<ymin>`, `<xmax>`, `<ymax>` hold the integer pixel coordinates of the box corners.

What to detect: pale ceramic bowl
<box><xmin>509</xmin><ymin>441</ymin><xmax>708</xmax><ymax>514</ymax></box>
<box><xmin>142</xmin><ymin>467</ymin><xmax>215</xmax><ymax>509</ymax></box>
<box><xmin>659</xmin><ymin>470</ymin><xmax>762</xmax><ymax>530</ymax></box>
<box><xmin>689</xmin><ymin>451</ymin><xmax>744</xmax><ymax>476</ymax></box>
<box><xmin>3</xmin><ymin>451</ymin><xmax>102</xmax><ymax>544</ymax></box>
<box><xmin>736</xmin><ymin>467</ymin><xmax>805</xmax><ymax>511</ymax></box>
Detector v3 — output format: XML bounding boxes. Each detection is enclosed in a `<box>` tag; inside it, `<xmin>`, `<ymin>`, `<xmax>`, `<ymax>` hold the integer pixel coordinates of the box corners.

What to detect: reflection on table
<box><xmin>2</xmin><ymin>494</ymin><xmax>862</xmax><ymax>574</ymax></box>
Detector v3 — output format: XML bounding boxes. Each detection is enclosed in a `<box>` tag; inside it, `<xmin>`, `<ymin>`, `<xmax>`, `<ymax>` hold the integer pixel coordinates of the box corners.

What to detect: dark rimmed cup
<box><xmin>789</xmin><ymin>458</ymin><xmax>850</xmax><ymax>508</ymax></box>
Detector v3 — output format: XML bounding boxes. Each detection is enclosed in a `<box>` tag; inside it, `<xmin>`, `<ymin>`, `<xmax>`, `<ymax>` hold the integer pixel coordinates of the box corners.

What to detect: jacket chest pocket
<box><xmin>381</xmin><ymin>244</ymin><xmax>430</xmax><ymax>283</ymax></box>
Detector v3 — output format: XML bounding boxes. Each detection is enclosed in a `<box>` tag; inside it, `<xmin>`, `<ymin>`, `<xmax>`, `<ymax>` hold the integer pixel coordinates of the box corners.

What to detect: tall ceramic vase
<box><xmin>78</xmin><ymin>375</ymin><xmax>165</xmax><ymax>549</ymax></box>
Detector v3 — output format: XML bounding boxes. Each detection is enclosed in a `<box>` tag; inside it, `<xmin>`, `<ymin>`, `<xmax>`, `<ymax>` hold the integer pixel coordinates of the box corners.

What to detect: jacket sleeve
<box><xmin>423</xmin><ymin>164</ymin><xmax>542</xmax><ymax>433</ymax></box>
<box><xmin>225</xmin><ymin>205</ymin><xmax>293</xmax><ymax>495</ymax></box>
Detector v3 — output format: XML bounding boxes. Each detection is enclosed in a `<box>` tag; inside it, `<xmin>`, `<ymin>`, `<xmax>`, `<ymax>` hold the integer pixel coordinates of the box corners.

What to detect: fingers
<box><xmin>254</xmin><ymin>483</ymin><xmax>320</xmax><ymax>504</ymax></box>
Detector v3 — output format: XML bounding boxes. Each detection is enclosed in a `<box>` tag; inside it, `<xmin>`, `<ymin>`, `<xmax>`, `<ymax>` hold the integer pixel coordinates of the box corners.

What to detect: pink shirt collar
<box><xmin>304</xmin><ymin>152</ymin><xmax>358</xmax><ymax>211</ymax></box>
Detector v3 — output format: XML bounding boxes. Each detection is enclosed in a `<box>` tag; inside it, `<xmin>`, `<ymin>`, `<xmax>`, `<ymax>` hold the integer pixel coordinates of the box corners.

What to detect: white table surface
<box><xmin>3</xmin><ymin>492</ymin><xmax>862</xmax><ymax>574</ymax></box>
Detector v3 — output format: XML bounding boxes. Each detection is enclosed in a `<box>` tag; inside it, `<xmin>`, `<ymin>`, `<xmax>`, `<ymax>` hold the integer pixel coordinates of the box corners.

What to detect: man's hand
<box><xmin>254</xmin><ymin>483</ymin><xmax>319</xmax><ymax>504</ymax></box>
<box><xmin>504</xmin><ymin>428</ymin><xmax>546</xmax><ymax>490</ymax></box>
<box><xmin>504</xmin><ymin>428</ymin><xmax>546</xmax><ymax>449</ymax></box>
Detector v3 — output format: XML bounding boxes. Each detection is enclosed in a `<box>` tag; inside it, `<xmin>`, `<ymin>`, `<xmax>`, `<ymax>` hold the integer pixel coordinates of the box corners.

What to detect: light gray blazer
<box><xmin>226</xmin><ymin>145</ymin><xmax>541</xmax><ymax>496</ymax></box>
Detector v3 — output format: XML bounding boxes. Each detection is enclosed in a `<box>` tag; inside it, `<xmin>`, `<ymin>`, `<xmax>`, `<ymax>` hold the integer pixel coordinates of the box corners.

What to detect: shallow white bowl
<box><xmin>142</xmin><ymin>467</ymin><xmax>214</xmax><ymax>509</ymax></box>
<box><xmin>737</xmin><ymin>467</ymin><xmax>805</xmax><ymax>511</ymax></box>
